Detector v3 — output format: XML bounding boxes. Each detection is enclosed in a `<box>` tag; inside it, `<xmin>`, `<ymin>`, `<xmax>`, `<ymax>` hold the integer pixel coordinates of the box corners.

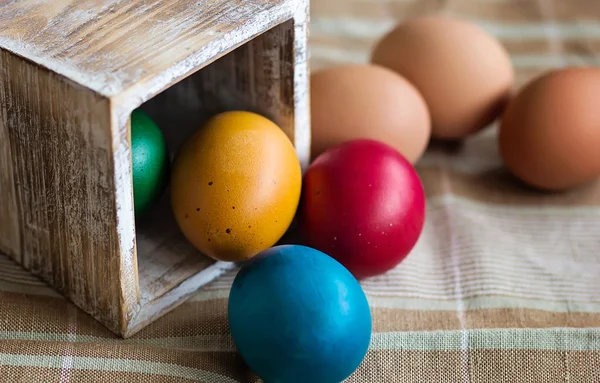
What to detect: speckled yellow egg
<box><xmin>171</xmin><ymin>111</ymin><xmax>302</xmax><ymax>262</ymax></box>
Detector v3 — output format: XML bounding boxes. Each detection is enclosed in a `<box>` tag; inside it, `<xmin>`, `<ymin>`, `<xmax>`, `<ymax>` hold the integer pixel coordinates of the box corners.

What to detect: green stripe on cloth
<box><xmin>189</xmin><ymin>292</ymin><xmax>600</xmax><ymax>313</ymax></box>
<box><xmin>0</xmin><ymin>353</ymin><xmax>240</xmax><ymax>382</ymax></box>
<box><xmin>367</xmin><ymin>296</ymin><xmax>600</xmax><ymax>312</ymax></box>
<box><xmin>0</xmin><ymin>332</ymin><xmax>237</xmax><ymax>352</ymax></box>
<box><xmin>3</xmin><ymin>328</ymin><xmax>600</xmax><ymax>352</ymax></box>
<box><xmin>309</xmin><ymin>17</ymin><xmax>600</xmax><ymax>41</ymax></box>
<box><xmin>426</xmin><ymin>194</ymin><xmax>600</xmax><ymax>216</ymax></box>
<box><xmin>371</xmin><ymin>328</ymin><xmax>600</xmax><ymax>351</ymax></box>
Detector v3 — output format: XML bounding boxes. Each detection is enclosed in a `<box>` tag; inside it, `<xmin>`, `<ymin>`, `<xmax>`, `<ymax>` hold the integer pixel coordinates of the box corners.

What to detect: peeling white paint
<box><xmin>116</xmin><ymin>0</ymin><xmax>300</xmax><ymax>112</ymax></box>
<box><xmin>292</xmin><ymin>0</ymin><xmax>311</xmax><ymax>172</ymax></box>
<box><xmin>0</xmin><ymin>38</ymin><xmax>125</xmax><ymax>96</ymax></box>
<box><xmin>110</xmin><ymin>105</ymin><xmax>139</xmax><ymax>318</ymax></box>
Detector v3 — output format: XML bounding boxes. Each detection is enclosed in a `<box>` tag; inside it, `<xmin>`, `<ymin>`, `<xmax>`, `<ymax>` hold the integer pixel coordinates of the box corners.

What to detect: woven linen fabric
<box><xmin>2</xmin><ymin>0</ymin><xmax>600</xmax><ymax>381</ymax></box>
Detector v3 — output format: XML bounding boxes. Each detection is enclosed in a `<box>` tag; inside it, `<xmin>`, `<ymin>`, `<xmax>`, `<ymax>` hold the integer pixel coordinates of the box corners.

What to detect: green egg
<box><xmin>131</xmin><ymin>109</ymin><xmax>169</xmax><ymax>217</ymax></box>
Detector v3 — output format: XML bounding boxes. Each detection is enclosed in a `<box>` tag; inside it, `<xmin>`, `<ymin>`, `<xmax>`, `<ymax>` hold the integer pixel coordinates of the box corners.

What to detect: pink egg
<box><xmin>298</xmin><ymin>139</ymin><xmax>426</xmax><ymax>279</ymax></box>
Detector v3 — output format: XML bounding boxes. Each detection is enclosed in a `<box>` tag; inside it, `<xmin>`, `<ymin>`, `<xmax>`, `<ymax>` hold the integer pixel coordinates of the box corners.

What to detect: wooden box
<box><xmin>0</xmin><ymin>0</ymin><xmax>310</xmax><ymax>338</ymax></box>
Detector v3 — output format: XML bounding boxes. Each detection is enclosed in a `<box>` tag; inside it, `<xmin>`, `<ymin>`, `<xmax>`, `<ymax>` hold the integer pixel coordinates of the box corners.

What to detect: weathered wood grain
<box><xmin>135</xmin><ymin>191</ymin><xmax>217</xmax><ymax>306</ymax></box>
<box><xmin>0</xmin><ymin>54</ymin><xmax>21</xmax><ymax>260</ymax></box>
<box><xmin>0</xmin><ymin>49</ymin><xmax>132</xmax><ymax>335</ymax></box>
<box><xmin>0</xmin><ymin>0</ymin><xmax>299</xmax><ymax>100</ymax></box>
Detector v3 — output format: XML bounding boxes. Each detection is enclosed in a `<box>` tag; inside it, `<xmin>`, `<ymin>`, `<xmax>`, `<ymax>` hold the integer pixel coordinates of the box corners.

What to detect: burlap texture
<box><xmin>2</xmin><ymin>0</ymin><xmax>600</xmax><ymax>381</ymax></box>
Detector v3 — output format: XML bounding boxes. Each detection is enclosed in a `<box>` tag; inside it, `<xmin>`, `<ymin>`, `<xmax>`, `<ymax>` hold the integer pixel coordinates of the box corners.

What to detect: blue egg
<box><xmin>228</xmin><ymin>244</ymin><xmax>372</xmax><ymax>383</ymax></box>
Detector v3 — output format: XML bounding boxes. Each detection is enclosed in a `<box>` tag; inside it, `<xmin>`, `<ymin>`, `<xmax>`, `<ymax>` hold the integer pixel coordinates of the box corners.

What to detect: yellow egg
<box><xmin>171</xmin><ymin>111</ymin><xmax>302</xmax><ymax>262</ymax></box>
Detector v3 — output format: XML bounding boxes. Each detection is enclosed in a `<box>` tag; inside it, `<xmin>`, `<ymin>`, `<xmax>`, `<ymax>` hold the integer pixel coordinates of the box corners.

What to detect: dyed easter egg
<box><xmin>170</xmin><ymin>111</ymin><xmax>302</xmax><ymax>262</ymax></box>
<box><xmin>228</xmin><ymin>245</ymin><xmax>372</xmax><ymax>383</ymax></box>
<box><xmin>131</xmin><ymin>109</ymin><xmax>169</xmax><ymax>216</ymax></box>
<box><xmin>298</xmin><ymin>139</ymin><xmax>426</xmax><ymax>279</ymax></box>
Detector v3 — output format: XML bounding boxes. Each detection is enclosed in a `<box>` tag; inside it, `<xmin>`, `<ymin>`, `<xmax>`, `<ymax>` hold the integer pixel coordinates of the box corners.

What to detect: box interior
<box><xmin>131</xmin><ymin>20</ymin><xmax>296</xmax><ymax>305</ymax></box>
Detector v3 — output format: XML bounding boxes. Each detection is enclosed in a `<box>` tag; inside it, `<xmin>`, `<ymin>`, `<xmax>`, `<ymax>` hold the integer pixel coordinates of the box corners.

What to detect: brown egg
<box><xmin>371</xmin><ymin>15</ymin><xmax>514</xmax><ymax>140</ymax></box>
<box><xmin>498</xmin><ymin>67</ymin><xmax>600</xmax><ymax>191</ymax></box>
<box><xmin>310</xmin><ymin>64</ymin><xmax>431</xmax><ymax>163</ymax></box>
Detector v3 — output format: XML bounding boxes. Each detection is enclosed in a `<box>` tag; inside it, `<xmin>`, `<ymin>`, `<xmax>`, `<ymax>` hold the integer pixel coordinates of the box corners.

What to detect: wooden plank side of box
<box><xmin>0</xmin><ymin>0</ymin><xmax>301</xmax><ymax>99</ymax></box>
<box><xmin>0</xmin><ymin>49</ymin><xmax>136</xmax><ymax>335</ymax></box>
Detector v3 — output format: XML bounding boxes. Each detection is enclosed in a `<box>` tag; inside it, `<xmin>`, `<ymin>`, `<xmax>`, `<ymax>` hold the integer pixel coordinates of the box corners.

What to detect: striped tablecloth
<box><xmin>2</xmin><ymin>0</ymin><xmax>600</xmax><ymax>381</ymax></box>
